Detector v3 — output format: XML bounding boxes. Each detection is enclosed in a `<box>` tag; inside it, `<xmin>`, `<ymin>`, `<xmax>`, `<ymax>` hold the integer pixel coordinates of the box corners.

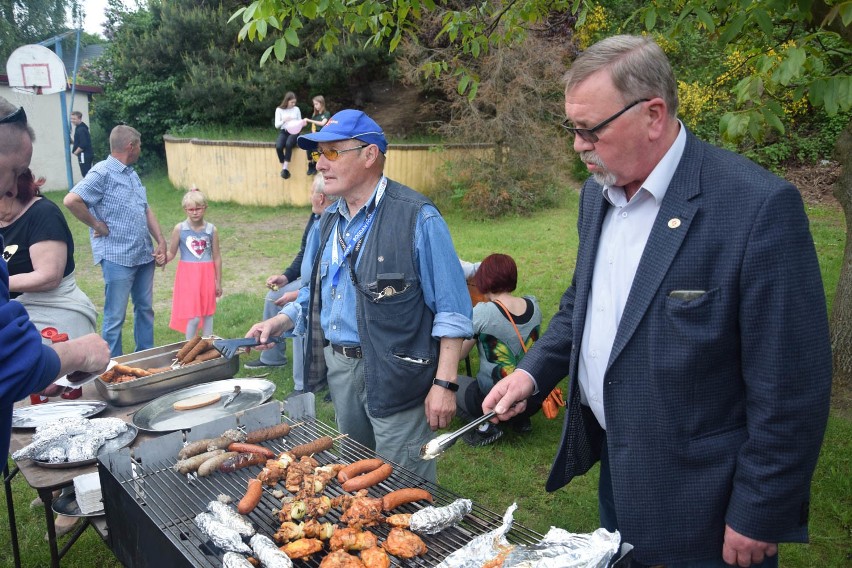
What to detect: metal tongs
<box><xmin>419</xmin><ymin>410</ymin><xmax>498</xmax><ymax>460</ymax></box>
<box><xmin>213</xmin><ymin>336</ymin><xmax>286</xmax><ymax>359</ymax></box>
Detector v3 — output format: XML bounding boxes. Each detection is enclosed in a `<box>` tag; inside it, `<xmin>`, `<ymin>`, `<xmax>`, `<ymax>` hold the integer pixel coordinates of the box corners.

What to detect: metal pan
<box><xmin>131</xmin><ymin>378</ymin><xmax>275</xmax><ymax>432</ymax></box>
<box><xmin>12</xmin><ymin>400</ymin><xmax>107</xmax><ymax>429</ymax></box>
<box><xmin>32</xmin><ymin>424</ymin><xmax>139</xmax><ymax>469</ymax></box>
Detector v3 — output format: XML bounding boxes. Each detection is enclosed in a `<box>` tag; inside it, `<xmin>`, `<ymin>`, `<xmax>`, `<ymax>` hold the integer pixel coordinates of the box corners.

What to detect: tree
<box><xmin>233</xmin><ymin>0</ymin><xmax>852</xmax><ymax>387</ymax></box>
<box><xmin>0</xmin><ymin>0</ymin><xmax>82</xmax><ymax>62</ymax></box>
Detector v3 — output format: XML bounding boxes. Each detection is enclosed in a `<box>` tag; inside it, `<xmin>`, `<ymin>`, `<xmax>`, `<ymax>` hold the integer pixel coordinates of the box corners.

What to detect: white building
<box><xmin>0</xmin><ymin>75</ymin><xmax>102</xmax><ymax>191</ymax></box>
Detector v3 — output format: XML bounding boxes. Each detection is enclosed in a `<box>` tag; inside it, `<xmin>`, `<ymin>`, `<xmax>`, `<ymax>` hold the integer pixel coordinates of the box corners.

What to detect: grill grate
<box><xmin>100</xmin><ymin>417</ymin><xmax>543</xmax><ymax>567</ymax></box>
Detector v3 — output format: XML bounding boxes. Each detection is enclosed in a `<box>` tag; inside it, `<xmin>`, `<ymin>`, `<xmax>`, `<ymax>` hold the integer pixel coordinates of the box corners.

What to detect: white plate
<box><xmin>132</xmin><ymin>378</ymin><xmax>275</xmax><ymax>432</ymax></box>
<box><xmin>12</xmin><ymin>400</ymin><xmax>107</xmax><ymax>429</ymax></box>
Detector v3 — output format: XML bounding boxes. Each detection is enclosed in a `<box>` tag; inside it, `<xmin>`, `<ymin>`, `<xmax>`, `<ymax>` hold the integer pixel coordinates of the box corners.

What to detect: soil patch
<box><xmin>785</xmin><ymin>161</ymin><xmax>842</xmax><ymax>207</ymax></box>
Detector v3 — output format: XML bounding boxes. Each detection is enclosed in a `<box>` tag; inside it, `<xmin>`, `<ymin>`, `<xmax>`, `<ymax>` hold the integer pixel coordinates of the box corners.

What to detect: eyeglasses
<box><xmin>185</xmin><ymin>206</ymin><xmax>207</xmax><ymax>212</ymax></box>
<box><xmin>0</xmin><ymin>107</ymin><xmax>27</xmax><ymax>126</ymax></box>
<box><xmin>310</xmin><ymin>144</ymin><xmax>370</xmax><ymax>162</ymax></box>
<box><xmin>561</xmin><ymin>99</ymin><xmax>649</xmax><ymax>143</ymax></box>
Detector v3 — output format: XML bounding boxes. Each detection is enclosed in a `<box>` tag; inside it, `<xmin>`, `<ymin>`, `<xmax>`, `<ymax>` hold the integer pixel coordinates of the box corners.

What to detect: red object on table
<box><xmin>41</xmin><ymin>328</ymin><xmax>84</xmax><ymax>400</ymax></box>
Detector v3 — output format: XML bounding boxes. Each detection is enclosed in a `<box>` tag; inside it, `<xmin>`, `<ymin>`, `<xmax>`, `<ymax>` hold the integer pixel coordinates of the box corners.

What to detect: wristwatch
<box><xmin>432</xmin><ymin>378</ymin><xmax>459</xmax><ymax>392</ymax></box>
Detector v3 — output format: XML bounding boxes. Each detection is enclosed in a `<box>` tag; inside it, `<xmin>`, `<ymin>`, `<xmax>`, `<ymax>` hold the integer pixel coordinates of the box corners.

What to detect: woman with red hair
<box><xmin>457</xmin><ymin>253</ymin><xmax>542</xmax><ymax>446</ymax></box>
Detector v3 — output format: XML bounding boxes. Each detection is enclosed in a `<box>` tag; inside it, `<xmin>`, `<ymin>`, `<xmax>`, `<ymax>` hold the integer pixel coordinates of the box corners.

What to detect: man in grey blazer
<box><xmin>483</xmin><ymin>35</ymin><xmax>832</xmax><ymax>567</ymax></box>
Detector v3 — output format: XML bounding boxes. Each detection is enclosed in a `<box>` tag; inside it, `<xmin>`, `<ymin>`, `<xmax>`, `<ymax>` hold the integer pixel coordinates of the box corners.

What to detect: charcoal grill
<box><xmin>98</xmin><ymin>402</ymin><xmax>629</xmax><ymax>567</ymax></box>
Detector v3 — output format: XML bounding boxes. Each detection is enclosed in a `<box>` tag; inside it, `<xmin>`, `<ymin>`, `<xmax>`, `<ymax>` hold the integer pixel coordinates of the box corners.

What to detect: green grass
<box><xmin>2</xmin><ymin>170</ymin><xmax>849</xmax><ymax>567</ymax></box>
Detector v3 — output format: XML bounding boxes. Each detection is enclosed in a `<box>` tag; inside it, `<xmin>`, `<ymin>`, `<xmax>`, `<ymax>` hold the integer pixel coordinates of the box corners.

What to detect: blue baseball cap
<box><xmin>297</xmin><ymin>109</ymin><xmax>388</xmax><ymax>154</ymax></box>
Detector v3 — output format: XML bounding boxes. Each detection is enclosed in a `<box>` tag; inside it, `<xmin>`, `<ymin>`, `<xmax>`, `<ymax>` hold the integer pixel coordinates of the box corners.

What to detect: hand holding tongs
<box><xmin>419</xmin><ymin>410</ymin><xmax>499</xmax><ymax>460</ymax></box>
<box><xmin>213</xmin><ymin>336</ymin><xmax>287</xmax><ymax>359</ymax></box>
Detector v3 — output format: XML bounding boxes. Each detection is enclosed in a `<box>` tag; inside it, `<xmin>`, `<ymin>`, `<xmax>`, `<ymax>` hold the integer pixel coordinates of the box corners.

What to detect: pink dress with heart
<box><xmin>169</xmin><ymin>221</ymin><xmax>217</xmax><ymax>333</ymax></box>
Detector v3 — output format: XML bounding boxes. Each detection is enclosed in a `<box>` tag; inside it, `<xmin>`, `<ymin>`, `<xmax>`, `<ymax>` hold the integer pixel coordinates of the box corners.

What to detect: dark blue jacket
<box><xmin>519</xmin><ymin>130</ymin><xmax>832</xmax><ymax>564</ymax></box>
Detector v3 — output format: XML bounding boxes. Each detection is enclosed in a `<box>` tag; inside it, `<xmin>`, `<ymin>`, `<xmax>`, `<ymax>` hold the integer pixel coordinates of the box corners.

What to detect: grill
<box><xmin>98</xmin><ymin>405</ymin><xmax>547</xmax><ymax>567</ymax></box>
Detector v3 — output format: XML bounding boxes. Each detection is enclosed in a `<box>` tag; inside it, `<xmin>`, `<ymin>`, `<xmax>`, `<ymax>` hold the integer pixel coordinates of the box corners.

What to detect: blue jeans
<box><xmin>100</xmin><ymin>259</ymin><xmax>155</xmax><ymax>357</ymax></box>
<box><xmin>599</xmin><ymin>440</ymin><xmax>779</xmax><ymax>568</ymax></box>
<box><xmin>260</xmin><ymin>278</ymin><xmax>304</xmax><ymax>390</ymax></box>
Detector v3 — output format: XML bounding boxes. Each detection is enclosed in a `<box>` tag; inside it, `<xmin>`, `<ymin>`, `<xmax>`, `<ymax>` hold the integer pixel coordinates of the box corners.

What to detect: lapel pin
<box><xmin>668</xmin><ymin>218</ymin><xmax>681</xmax><ymax>229</ymax></box>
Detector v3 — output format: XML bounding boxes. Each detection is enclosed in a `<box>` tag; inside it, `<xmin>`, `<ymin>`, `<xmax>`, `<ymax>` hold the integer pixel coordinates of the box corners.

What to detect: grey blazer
<box><xmin>519</xmin><ymin>129</ymin><xmax>832</xmax><ymax>564</ymax></box>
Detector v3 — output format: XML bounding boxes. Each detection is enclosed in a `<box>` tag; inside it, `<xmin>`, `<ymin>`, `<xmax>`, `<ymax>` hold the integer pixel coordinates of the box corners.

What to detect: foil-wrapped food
<box><xmin>222</xmin><ymin>552</ymin><xmax>253</xmax><ymax>568</ymax></box>
<box><xmin>12</xmin><ymin>417</ymin><xmax>128</xmax><ymax>463</ymax></box>
<box><xmin>409</xmin><ymin>498</ymin><xmax>472</xmax><ymax>534</ymax></box>
<box><xmin>207</xmin><ymin>501</ymin><xmax>255</xmax><ymax>537</ymax></box>
<box><xmin>249</xmin><ymin>534</ymin><xmax>294</xmax><ymax>568</ymax></box>
<box><xmin>437</xmin><ymin>503</ymin><xmax>621</xmax><ymax>568</ymax></box>
<box><xmin>194</xmin><ymin>512</ymin><xmax>252</xmax><ymax>555</ymax></box>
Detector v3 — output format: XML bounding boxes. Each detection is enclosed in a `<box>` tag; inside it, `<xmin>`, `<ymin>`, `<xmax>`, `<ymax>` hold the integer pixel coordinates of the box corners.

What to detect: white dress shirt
<box><xmin>578</xmin><ymin>123</ymin><xmax>686</xmax><ymax>429</ymax></box>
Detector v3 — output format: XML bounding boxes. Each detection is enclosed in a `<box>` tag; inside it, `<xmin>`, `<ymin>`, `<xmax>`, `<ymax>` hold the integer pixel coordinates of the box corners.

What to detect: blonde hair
<box><xmin>312</xmin><ymin>95</ymin><xmax>326</xmax><ymax>112</ymax></box>
<box><xmin>182</xmin><ymin>187</ymin><xmax>208</xmax><ymax>209</ymax></box>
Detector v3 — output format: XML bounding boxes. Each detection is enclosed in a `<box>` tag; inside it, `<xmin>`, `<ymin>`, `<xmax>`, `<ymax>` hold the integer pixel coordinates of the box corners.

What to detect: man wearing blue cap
<box><xmin>245</xmin><ymin>109</ymin><xmax>473</xmax><ymax>482</ymax></box>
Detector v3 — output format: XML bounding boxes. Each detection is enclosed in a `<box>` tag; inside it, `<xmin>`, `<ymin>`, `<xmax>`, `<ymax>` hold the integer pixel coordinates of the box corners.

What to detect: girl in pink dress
<box><xmin>166</xmin><ymin>188</ymin><xmax>222</xmax><ymax>339</ymax></box>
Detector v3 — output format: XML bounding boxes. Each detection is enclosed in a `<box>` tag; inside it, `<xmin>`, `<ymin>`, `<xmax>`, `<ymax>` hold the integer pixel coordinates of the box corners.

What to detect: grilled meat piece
<box><xmin>329</xmin><ymin>527</ymin><xmax>378</xmax><ymax>552</ymax></box>
<box><xmin>359</xmin><ymin>546</ymin><xmax>391</xmax><ymax>568</ymax></box>
<box><xmin>381</xmin><ymin>528</ymin><xmax>427</xmax><ymax>559</ymax></box>
<box><xmin>339</xmin><ymin>497</ymin><xmax>384</xmax><ymax>529</ymax></box>
<box><xmin>319</xmin><ymin>550</ymin><xmax>366</xmax><ymax>568</ymax></box>
<box><xmin>280</xmin><ymin>537</ymin><xmax>323</xmax><ymax>560</ymax></box>
<box><xmin>384</xmin><ymin>513</ymin><xmax>411</xmax><ymax>528</ymax></box>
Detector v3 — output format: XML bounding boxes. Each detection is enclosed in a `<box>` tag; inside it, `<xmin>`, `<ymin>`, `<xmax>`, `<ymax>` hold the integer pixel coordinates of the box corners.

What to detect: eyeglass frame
<box><xmin>310</xmin><ymin>144</ymin><xmax>370</xmax><ymax>162</ymax></box>
<box><xmin>0</xmin><ymin>106</ymin><xmax>27</xmax><ymax>126</ymax></box>
<box><xmin>561</xmin><ymin>99</ymin><xmax>650</xmax><ymax>143</ymax></box>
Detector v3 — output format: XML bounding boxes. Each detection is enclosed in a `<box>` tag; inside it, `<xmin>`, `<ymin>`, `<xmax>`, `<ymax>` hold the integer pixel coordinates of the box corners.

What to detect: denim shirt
<box><xmin>281</xmin><ymin>177</ymin><xmax>471</xmax><ymax>342</ymax></box>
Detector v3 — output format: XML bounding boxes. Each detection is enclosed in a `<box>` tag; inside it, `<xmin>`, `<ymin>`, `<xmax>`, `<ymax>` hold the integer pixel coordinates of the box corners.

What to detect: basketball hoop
<box><xmin>6</xmin><ymin>45</ymin><xmax>68</xmax><ymax>96</ymax></box>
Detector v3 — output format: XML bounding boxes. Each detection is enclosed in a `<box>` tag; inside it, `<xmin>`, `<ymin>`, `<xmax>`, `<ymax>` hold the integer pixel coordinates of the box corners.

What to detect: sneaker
<box><xmin>280</xmin><ymin>169</ymin><xmax>287</xmax><ymax>178</ymax></box>
<box><xmin>307</xmin><ymin>168</ymin><xmax>317</xmax><ymax>176</ymax></box>
<box><xmin>282</xmin><ymin>169</ymin><xmax>291</xmax><ymax>179</ymax></box>
<box><xmin>244</xmin><ymin>359</ymin><xmax>286</xmax><ymax>369</ymax></box>
<box><xmin>462</xmin><ymin>422</ymin><xmax>503</xmax><ymax>447</ymax></box>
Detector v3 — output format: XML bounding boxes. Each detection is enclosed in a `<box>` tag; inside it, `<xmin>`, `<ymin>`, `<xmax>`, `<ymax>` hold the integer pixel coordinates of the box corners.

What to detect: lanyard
<box><xmin>330</xmin><ymin>178</ymin><xmax>385</xmax><ymax>292</ymax></box>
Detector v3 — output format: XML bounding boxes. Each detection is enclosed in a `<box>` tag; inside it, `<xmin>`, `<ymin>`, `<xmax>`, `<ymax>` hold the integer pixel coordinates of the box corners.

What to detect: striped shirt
<box><xmin>70</xmin><ymin>155</ymin><xmax>154</xmax><ymax>267</ymax></box>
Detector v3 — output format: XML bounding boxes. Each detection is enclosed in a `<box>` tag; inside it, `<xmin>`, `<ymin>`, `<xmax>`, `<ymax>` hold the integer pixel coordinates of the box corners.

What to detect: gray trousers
<box><xmin>260</xmin><ymin>278</ymin><xmax>304</xmax><ymax>390</ymax></box>
<box><xmin>324</xmin><ymin>345</ymin><xmax>437</xmax><ymax>483</ymax></box>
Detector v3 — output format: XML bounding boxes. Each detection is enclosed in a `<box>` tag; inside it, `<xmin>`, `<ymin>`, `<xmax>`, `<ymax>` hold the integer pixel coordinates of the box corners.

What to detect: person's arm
<box><xmin>413</xmin><ymin>206</ymin><xmax>473</xmax><ymax>430</ymax></box>
<box><xmin>7</xmin><ymin>240</ymin><xmax>66</xmax><ymax>293</ymax></box>
<box><xmin>77</xmin><ymin>125</ymin><xmax>91</xmax><ymax>151</ymax></box>
<box><xmin>459</xmin><ymin>337</ymin><xmax>476</xmax><ymax>359</ymax></box>
<box><xmin>63</xmin><ymin>192</ymin><xmax>109</xmax><ymax>237</ymax></box>
<box><xmin>274</xmin><ymin>108</ymin><xmax>285</xmax><ymax>129</ymax></box>
<box><xmin>165</xmin><ymin>224</ymin><xmax>181</xmax><ymax>263</ymax></box>
<box><xmin>212</xmin><ymin>227</ymin><xmax>222</xmax><ymax>297</ymax></box>
<box><xmin>145</xmin><ymin>206</ymin><xmax>166</xmax><ymax>266</ymax></box>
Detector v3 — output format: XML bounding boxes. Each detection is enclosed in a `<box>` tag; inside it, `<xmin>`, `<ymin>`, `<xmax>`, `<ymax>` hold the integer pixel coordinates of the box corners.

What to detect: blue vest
<box><xmin>309</xmin><ymin>180</ymin><xmax>437</xmax><ymax>417</ymax></box>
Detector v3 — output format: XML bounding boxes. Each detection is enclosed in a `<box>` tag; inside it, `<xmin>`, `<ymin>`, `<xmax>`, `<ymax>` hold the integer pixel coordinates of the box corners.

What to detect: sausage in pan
<box><xmin>245</xmin><ymin>423</ymin><xmax>291</xmax><ymax>444</ymax></box>
<box><xmin>289</xmin><ymin>436</ymin><xmax>333</xmax><ymax>458</ymax></box>
<box><xmin>175</xmin><ymin>334</ymin><xmax>202</xmax><ymax>361</ymax></box>
<box><xmin>382</xmin><ymin>488</ymin><xmax>433</xmax><ymax>511</ymax></box>
<box><xmin>337</xmin><ymin>458</ymin><xmax>384</xmax><ymax>483</ymax></box>
<box><xmin>342</xmin><ymin>463</ymin><xmax>393</xmax><ymax>492</ymax></box>
<box><xmin>237</xmin><ymin>478</ymin><xmax>263</xmax><ymax>515</ymax></box>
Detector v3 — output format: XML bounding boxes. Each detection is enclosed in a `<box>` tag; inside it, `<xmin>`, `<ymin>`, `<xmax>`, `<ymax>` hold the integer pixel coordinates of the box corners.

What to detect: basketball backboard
<box><xmin>6</xmin><ymin>45</ymin><xmax>68</xmax><ymax>95</ymax></box>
